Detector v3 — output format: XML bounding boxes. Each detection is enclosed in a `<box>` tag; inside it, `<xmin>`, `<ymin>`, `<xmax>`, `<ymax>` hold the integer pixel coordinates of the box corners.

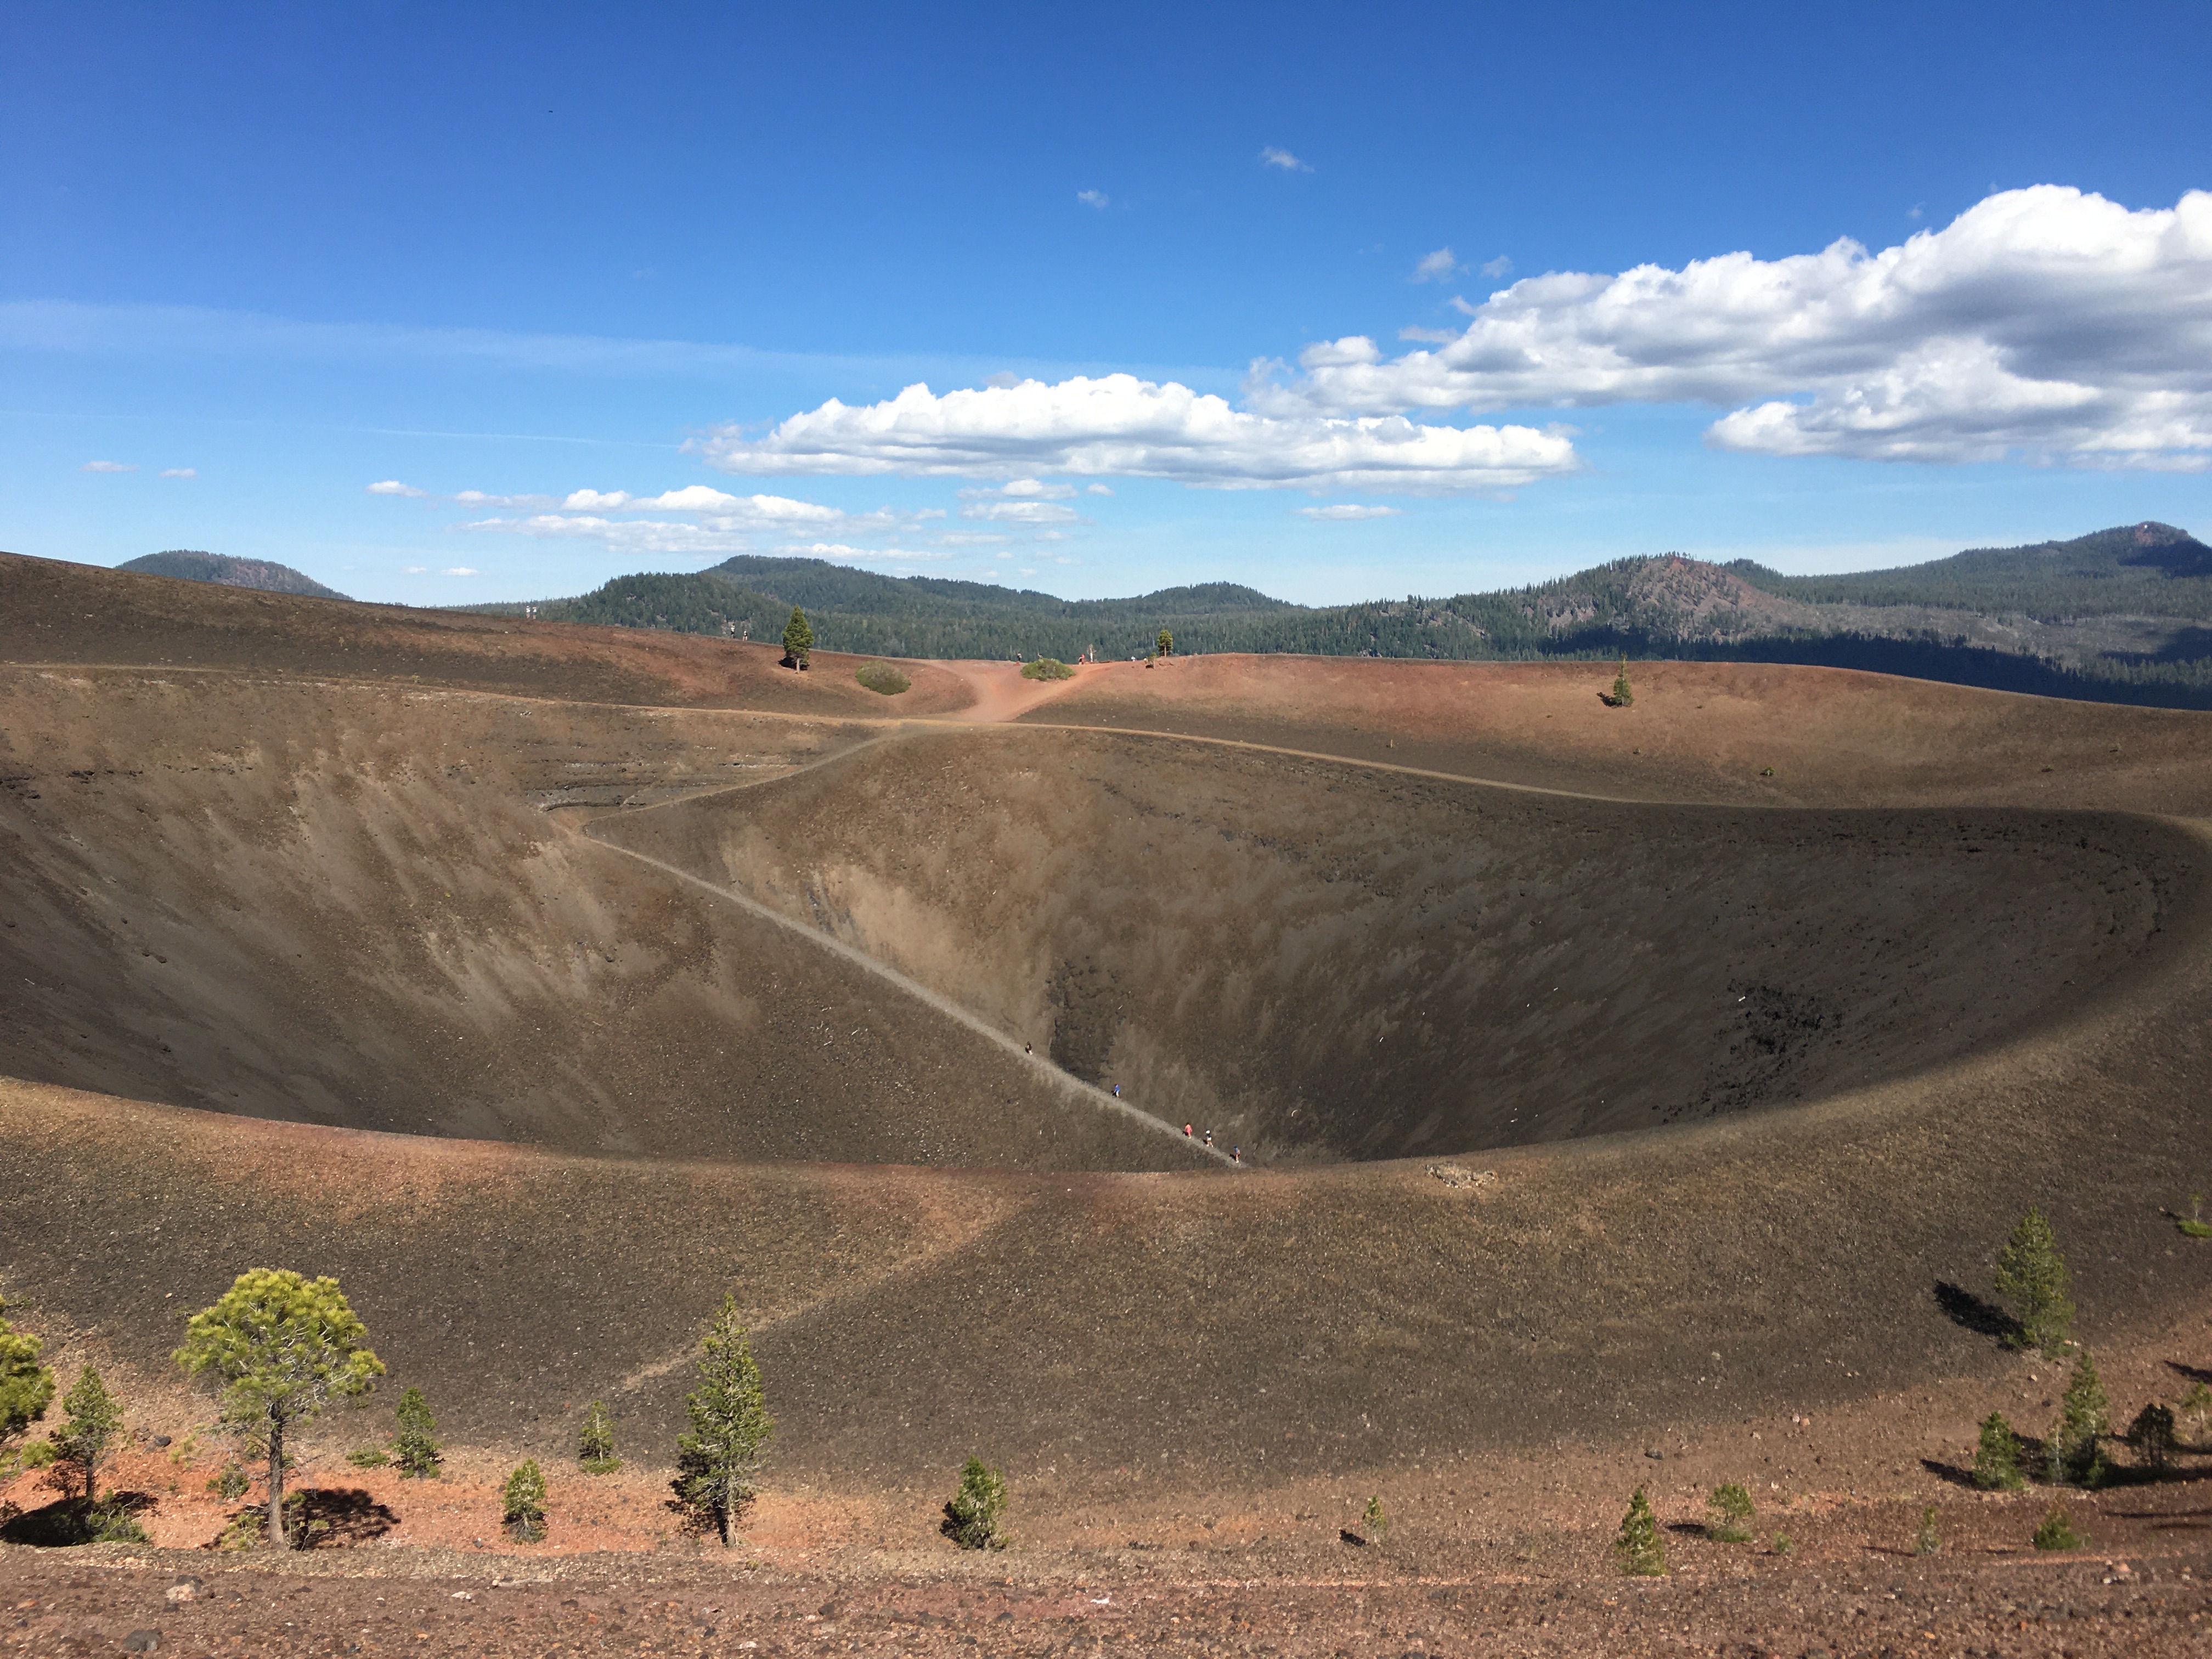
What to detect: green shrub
<box><xmin>346</xmin><ymin>1447</ymin><xmax>388</xmax><ymax>1468</ymax></box>
<box><xmin>855</xmin><ymin>661</ymin><xmax>911</xmax><ymax>695</ymax></box>
<box><xmin>0</xmin><ymin>1295</ymin><xmax>56</xmax><ymax>1449</ymax></box>
<box><xmin>1613</xmin><ymin>1487</ymin><xmax>1666</xmax><ymax>1576</ymax></box>
<box><xmin>1972</xmin><ymin>1412</ymin><xmax>2027</xmax><ymax>1491</ymax></box>
<box><xmin>1995</xmin><ymin>1207</ymin><xmax>2075</xmax><ymax>1356</ymax></box>
<box><xmin>209</xmin><ymin>1461</ymin><xmax>250</xmax><ymax>1500</ymax></box>
<box><xmin>2179</xmin><ymin>1192</ymin><xmax>2211</xmax><ymax>1238</ymax></box>
<box><xmin>1020</xmin><ymin>657</ymin><xmax>1075</xmax><ymax>681</ymax></box>
<box><xmin>1914</xmin><ymin>1505</ymin><xmax>1940</xmax><ymax>1556</ymax></box>
<box><xmin>1770</xmin><ymin>1531</ymin><xmax>1795</xmax><ymax>1556</ymax></box>
<box><xmin>579</xmin><ymin>1399</ymin><xmax>620</xmax><ymax>1474</ymax></box>
<box><xmin>2032</xmin><ymin>1503</ymin><xmax>2083</xmax><ymax>1551</ymax></box>
<box><xmin>1362</xmin><ymin>1494</ymin><xmax>1390</xmax><ymax>1547</ymax></box>
<box><xmin>2180</xmin><ymin>1382</ymin><xmax>2212</xmax><ymax>1444</ymax></box>
<box><xmin>503</xmin><ymin>1458</ymin><xmax>548</xmax><ymax>1543</ymax></box>
<box><xmin>392</xmin><ymin>1387</ymin><xmax>441</xmax><ymax>1479</ymax></box>
<box><xmin>943</xmin><ymin>1455</ymin><xmax>1008</xmax><ymax>1550</ymax></box>
<box><xmin>18</xmin><ymin>1438</ymin><xmax>54</xmax><ymax>1471</ymax></box>
<box><xmin>1706</xmin><ymin>1482</ymin><xmax>1754</xmax><ymax>1543</ymax></box>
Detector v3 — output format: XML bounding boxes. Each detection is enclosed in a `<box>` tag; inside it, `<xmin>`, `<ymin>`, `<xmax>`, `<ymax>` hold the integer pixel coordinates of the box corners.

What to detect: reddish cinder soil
<box><xmin>5</xmin><ymin>553</ymin><xmax>2212</xmax><ymax>1652</ymax></box>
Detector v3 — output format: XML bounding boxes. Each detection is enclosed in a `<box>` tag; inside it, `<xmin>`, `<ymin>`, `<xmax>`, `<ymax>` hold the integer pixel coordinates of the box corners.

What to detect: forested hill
<box><xmin>1726</xmin><ymin>521</ymin><xmax>2212</xmax><ymax>619</ymax></box>
<box><xmin>118</xmin><ymin>550</ymin><xmax>349</xmax><ymax>600</ymax></box>
<box><xmin>464</xmin><ymin>521</ymin><xmax>2212</xmax><ymax>709</ymax></box>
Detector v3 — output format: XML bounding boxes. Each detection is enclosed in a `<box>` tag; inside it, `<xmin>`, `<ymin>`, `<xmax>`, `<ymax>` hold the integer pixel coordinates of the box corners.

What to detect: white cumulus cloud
<box><xmin>82</xmin><ymin>460</ymin><xmax>136</xmax><ymax>473</ymax></box>
<box><xmin>366</xmin><ymin>479</ymin><xmax>427</xmax><ymax>496</ymax></box>
<box><xmin>1260</xmin><ymin>146</ymin><xmax>1311</xmax><ymax>172</ymax></box>
<box><xmin>160</xmin><ymin>466</ymin><xmax>198</xmax><ymax>479</ymax></box>
<box><xmin>1413</xmin><ymin>247</ymin><xmax>1460</xmax><ymax>283</ymax></box>
<box><xmin>1261</xmin><ymin>185</ymin><xmax>2212</xmax><ymax>469</ymax></box>
<box><xmin>1296</xmin><ymin>503</ymin><xmax>1403</xmax><ymax>520</ymax></box>
<box><xmin>692</xmin><ymin>374</ymin><xmax>1578</xmax><ymax>494</ymax></box>
<box><xmin>1086</xmin><ymin>482</ymin><xmax>1113</xmax><ymax>495</ymax></box>
<box><xmin>1077</xmin><ymin>189</ymin><xmax>1109</xmax><ymax>210</ymax></box>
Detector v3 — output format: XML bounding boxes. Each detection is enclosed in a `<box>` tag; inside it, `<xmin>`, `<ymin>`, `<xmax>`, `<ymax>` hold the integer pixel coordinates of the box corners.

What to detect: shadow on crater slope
<box><xmin>0</xmin><ymin>669</ymin><xmax>1192</xmax><ymax>1171</ymax></box>
<box><xmin>593</xmin><ymin>724</ymin><xmax>2186</xmax><ymax>1161</ymax></box>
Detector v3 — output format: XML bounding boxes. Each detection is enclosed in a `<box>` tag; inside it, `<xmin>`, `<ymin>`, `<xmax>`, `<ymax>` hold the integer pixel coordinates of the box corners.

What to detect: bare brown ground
<box><xmin>5</xmin><ymin>556</ymin><xmax>2212</xmax><ymax>1651</ymax></box>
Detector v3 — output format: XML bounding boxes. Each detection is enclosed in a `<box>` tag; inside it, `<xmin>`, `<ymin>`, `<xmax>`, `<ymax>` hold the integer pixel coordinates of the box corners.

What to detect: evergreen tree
<box><xmin>50</xmin><ymin>1364</ymin><xmax>124</xmax><ymax>1504</ymax></box>
<box><xmin>2128</xmin><ymin>1403</ymin><xmax>2179</xmax><ymax>1475</ymax></box>
<box><xmin>675</xmin><ymin>1295</ymin><xmax>774</xmax><ymax>1547</ymax></box>
<box><xmin>2051</xmin><ymin>1351</ymin><xmax>2110</xmax><ymax>1487</ymax></box>
<box><xmin>1608</xmin><ymin>656</ymin><xmax>1635</xmax><ymax>706</ymax></box>
<box><xmin>1994</xmin><ymin>1207</ymin><xmax>2074</xmax><ymax>1356</ymax></box>
<box><xmin>1362</xmin><ymin>1494</ymin><xmax>1390</xmax><ymax>1547</ymax></box>
<box><xmin>1614</xmin><ymin>1487</ymin><xmax>1667</xmax><ymax>1576</ymax></box>
<box><xmin>1156</xmin><ymin>629</ymin><xmax>1174</xmax><ymax>657</ymax></box>
<box><xmin>1971</xmin><ymin>1411</ymin><xmax>2026</xmax><ymax>1491</ymax></box>
<box><xmin>943</xmin><ymin>1455</ymin><xmax>1009</xmax><ymax>1550</ymax></box>
<box><xmin>2032</xmin><ymin>1503</ymin><xmax>2083</xmax><ymax>1551</ymax></box>
<box><xmin>1706</xmin><ymin>1482</ymin><xmax>1754</xmax><ymax>1543</ymax></box>
<box><xmin>1914</xmin><ymin>1505</ymin><xmax>1940</xmax><ymax>1556</ymax></box>
<box><xmin>781</xmin><ymin>607</ymin><xmax>814</xmax><ymax>667</ymax></box>
<box><xmin>579</xmin><ymin>1399</ymin><xmax>619</xmax><ymax>1474</ymax></box>
<box><xmin>392</xmin><ymin>1387</ymin><xmax>441</xmax><ymax>1478</ymax></box>
<box><xmin>0</xmin><ymin>1295</ymin><xmax>56</xmax><ymax>1456</ymax></box>
<box><xmin>502</xmin><ymin>1458</ymin><xmax>548</xmax><ymax>1543</ymax></box>
<box><xmin>2180</xmin><ymin>1382</ymin><xmax>2212</xmax><ymax>1445</ymax></box>
<box><xmin>174</xmin><ymin>1269</ymin><xmax>384</xmax><ymax>1550</ymax></box>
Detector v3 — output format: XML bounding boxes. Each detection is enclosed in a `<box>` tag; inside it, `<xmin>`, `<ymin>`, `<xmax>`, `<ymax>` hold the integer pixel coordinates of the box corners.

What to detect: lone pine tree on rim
<box><xmin>781</xmin><ymin>606</ymin><xmax>814</xmax><ymax>668</ymax></box>
<box><xmin>175</xmin><ymin>1269</ymin><xmax>384</xmax><ymax>1549</ymax></box>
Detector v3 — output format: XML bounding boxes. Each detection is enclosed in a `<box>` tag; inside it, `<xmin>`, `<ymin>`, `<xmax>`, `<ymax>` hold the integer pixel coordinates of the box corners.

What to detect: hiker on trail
<box><xmin>1113</xmin><ymin>1084</ymin><xmax>1122</xmax><ymax>1098</ymax></box>
<box><xmin>1203</xmin><ymin>1129</ymin><xmax>1214</xmax><ymax>1149</ymax></box>
<box><xmin>1024</xmin><ymin>1043</ymin><xmax>1032</xmax><ymax>1055</ymax></box>
<box><xmin>1183</xmin><ymin>1122</ymin><xmax>1193</xmax><ymax>1137</ymax></box>
<box><xmin>1232</xmin><ymin>1146</ymin><xmax>1241</xmax><ymax>1164</ymax></box>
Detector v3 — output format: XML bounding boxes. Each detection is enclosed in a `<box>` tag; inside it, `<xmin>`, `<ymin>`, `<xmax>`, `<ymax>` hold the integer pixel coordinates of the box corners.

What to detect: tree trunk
<box><xmin>266</xmin><ymin>1413</ymin><xmax>287</xmax><ymax>1549</ymax></box>
<box><xmin>717</xmin><ymin>1476</ymin><xmax>733</xmax><ymax>1548</ymax></box>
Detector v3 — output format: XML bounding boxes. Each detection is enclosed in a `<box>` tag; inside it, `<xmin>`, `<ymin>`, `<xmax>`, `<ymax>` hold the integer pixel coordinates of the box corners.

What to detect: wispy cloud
<box><xmin>961</xmin><ymin>499</ymin><xmax>1081</xmax><ymax>524</ymax></box>
<box><xmin>1261</xmin><ymin>185</ymin><xmax>2212</xmax><ymax>469</ymax></box>
<box><xmin>1076</xmin><ymin>189</ymin><xmax>1109</xmax><ymax>210</ymax></box>
<box><xmin>1259</xmin><ymin>146</ymin><xmax>1311</xmax><ymax>172</ymax></box>
<box><xmin>1479</xmin><ymin>254</ymin><xmax>1514</xmax><ymax>279</ymax></box>
<box><xmin>159</xmin><ymin>466</ymin><xmax>198</xmax><ymax>479</ymax></box>
<box><xmin>81</xmin><ymin>460</ymin><xmax>135</xmax><ymax>473</ymax></box>
<box><xmin>366</xmin><ymin>479</ymin><xmax>427</xmax><ymax>497</ymax></box>
<box><xmin>1296</xmin><ymin>503</ymin><xmax>1403</xmax><ymax>520</ymax></box>
<box><xmin>694</xmin><ymin>375</ymin><xmax>1578</xmax><ymax>494</ymax></box>
<box><xmin>1412</xmin><ymin>247</ymin><xmax>1461</xmax><ymax>283</ymax></box>
<box><xmin>441</xmin><ymin>567</ymin><xmax>479</xmax><ymax>577</ymax></box>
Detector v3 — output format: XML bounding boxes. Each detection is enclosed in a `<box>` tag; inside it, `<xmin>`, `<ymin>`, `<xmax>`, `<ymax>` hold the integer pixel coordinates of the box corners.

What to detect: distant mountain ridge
<box><xmin>118</xmin><ymin>550</ymin><xmax>348</xmax><ymax>600</ymax></box>
<box><xmin>467</xmin><ymin>521</ymin><xmax>2212</xmax><ymax>709</ymax></box>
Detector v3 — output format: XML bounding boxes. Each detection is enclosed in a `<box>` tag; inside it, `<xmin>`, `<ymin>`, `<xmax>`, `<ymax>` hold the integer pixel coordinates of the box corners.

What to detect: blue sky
<box><xmin>6</xmin><ymin>1</ymin><xmax>2211</xmax><ymax>606</ymax></box>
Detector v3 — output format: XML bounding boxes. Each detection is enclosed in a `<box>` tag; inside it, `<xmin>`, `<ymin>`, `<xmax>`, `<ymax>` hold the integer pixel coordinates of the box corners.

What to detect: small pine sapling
<box><xmin>1614</xmin><ymin>1487</ymin><xmax>1667</xmax><ymax>1577</ymax></box>
<box><xmin>943</xmin><ymin>1455</ymin><xmax>1008</xmax><ymax>1550</ymax></box>
<box><xmin>1706</xmin><ymin>1482</ymin><xmax>1755</xmax><ymax>1543</ymax></box>
<box><xmin>2052</xmin><ymin>1351</ymin><xmax>2110</xmax><ymax>1487</ymax></box>
<box><xmin>1971</xmin><ymin>1412</ymin><xmax>2027</xmax><ymax>1491</ymax></box>
<box><xmin>579</xmin><ymin>1399</ymin><xmax>620</xmax><ymax>1474</ymax></box>
<box><xmin>502</xmin><ymin>1458</ymin><xmax>548</xmax><ymax>1543</ymax></box>
<box><xmin>1994</xmin><ymin>1207</ymin><xmax>2075</xmax><ymax>1356</ymax></box>
<box><xmin>209</xmin><ymin>1461</ymin><xmax>250</xmax><ymax>1500</ymax></box>
<box><xmin>1363</xmin><ymin>1494</ymin><xmax>1390</xmax><ymax>1547</ymax></box>
<box><xmin>1914</xmin><ymin>1505</ymin><xmax>1940</xmax><ymax>1556</ymax></box>
<box><xmin>392</xmin><ymin>1386</ymin><xmax>441</xmax><ymax>1478</ymax></box>
<box><xmin>1770</xmin><ymin>1531</ymin><xmax>1795</xmax><ymax>1556</ymax></box>
<box><xmin>50</xmin><ymin>1365</ymin><xmax>124</xmax><ymax>1504</ymax></box>
<box><xmin>2032</xmin><ymin>1503</ymin><xmax>2083</xmax><ymax>1551</ymax></box>
<box><xmin>346</xmin><ymin>1447</ymin><xmax>388</xmax><ymax>1468</ymax></box>
<box><xmin>2180</xmin><ymin>1193</ymin><xmax>2212</xmax><ymax>1240</ymax></box>
<box><xmin>2128</xmin><ymin>1403</ymin><xmax>2179</xmax><ymax>1475</ymax></box>
<box><xmin>676</xmin><ymin>1295</ymin><xmax>774</xmax><ymax>1548</ymax></box>
<box><xmin>2180</xmin><ymin>1382</ymin><xmax>2212</xmax><ymax>1446</ymax></box>
<box><xmin>1604</xmin><ymin>657</ymin><xmax>1634</xmax><ymax>707</ymax></box>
